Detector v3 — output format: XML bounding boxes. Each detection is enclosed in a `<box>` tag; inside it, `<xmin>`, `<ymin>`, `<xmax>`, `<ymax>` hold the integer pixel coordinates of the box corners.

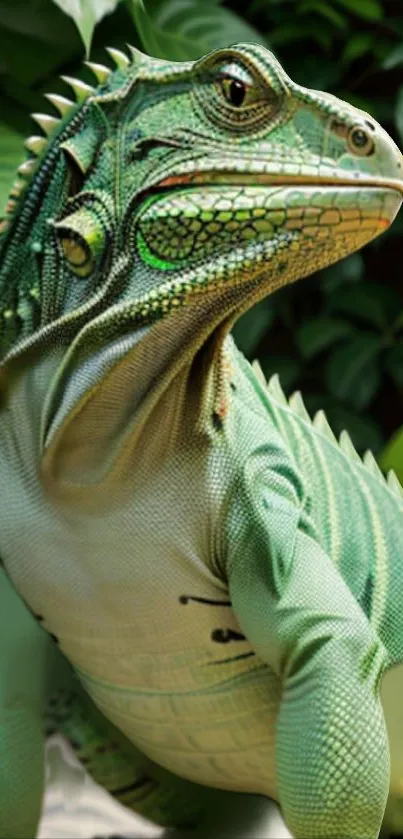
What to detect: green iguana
<box><xmin>0</xmin><ymin>42</ymin><xmax>402</xmax><ymax>839</ymax></box>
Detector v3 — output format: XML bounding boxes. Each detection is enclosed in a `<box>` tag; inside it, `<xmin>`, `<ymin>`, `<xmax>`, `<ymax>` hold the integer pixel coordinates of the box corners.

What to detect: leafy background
<box><xmin>0</xmin><ymin>0</ymin><xmax>402</xmax><ymax>475</ymax></box>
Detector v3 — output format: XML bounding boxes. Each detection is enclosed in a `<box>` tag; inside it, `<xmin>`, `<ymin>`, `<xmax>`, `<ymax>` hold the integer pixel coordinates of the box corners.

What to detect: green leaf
<box><xmin>395</xmin><ymin>86</ymin><xmax>403</xmax><ymax>145</ymax></box>
<box><xmin>326</xmin><ymin>283</ymin><xmax>400</xmax><ymax>330</ymax></box>
<box><xmin>332</xmin><ymin>0</ymin><xmax>383</xmax><ymax>21</ymax></box>
<box><xmin>385</xmin><ymin>343</ymin><xmax>403</xmax><ymax>387</ymax></box>
<box><xmin>233</xmin><ymin>299</ymin><xmax>274</xmax><ymax>357</ymax></box>
<box><xmin>0</xmin><ymin>124</ymin><xmax>24</xmax><ymax>213</ymax></box>
<box><xmin>325</xmin><ymin>332</ymin><xmax>382</xmax><ymax>409</ymax></box>
<box><xmin>296</xmin><ymin>317</ymin><xmax>354</xmax><ymax>360</ymax></box>
<box><xmin>379</xmin><ymin>426</ymin><xmax>403</xmax><ymax>482</ymax></box>
<box><xmin>383</xmin><ymin>43</ymin><xmax>403</xmax><ymax>71</ymax></box>
<box><xmin>52</xmin><ymin>0</ymin><xmax>123</xmax><ymax>53</ymax></box>
<box><xmin>270</xmin><ymin>22</ymin><xmax>333</xmax><ymax>53</ymax></box>
<box><xmin>298</xmin><ymin>1</ymin><xmax>347</xmax><ymax>29</ymax></box>
<box><xmin>320</xmin><ymin>252</ymin><xmax>364</xmax><ymax>294</ymax></box>
<box><xmin>129</xmin><ymin>0</ymin><xmax>265</xmax><ymax>60</ymax></box>
<box><xmin>342</xmin><ymin>32</ymin><xmax>375</xmax><ymax>65</ymax></box>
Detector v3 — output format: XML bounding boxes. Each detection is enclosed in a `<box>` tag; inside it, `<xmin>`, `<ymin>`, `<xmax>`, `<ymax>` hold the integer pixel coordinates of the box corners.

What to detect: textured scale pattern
<box><xmin>0</xmin><ymin>41</ymin><xmax>402</xmax><ymax>839</ymax></box>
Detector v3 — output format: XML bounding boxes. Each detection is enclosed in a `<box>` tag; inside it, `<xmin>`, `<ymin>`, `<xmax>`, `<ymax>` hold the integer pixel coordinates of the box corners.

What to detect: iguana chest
<box><xmin>0</xmin><ymin>360</ymin><xmax>280</xmax><ymax>793</ymax></box>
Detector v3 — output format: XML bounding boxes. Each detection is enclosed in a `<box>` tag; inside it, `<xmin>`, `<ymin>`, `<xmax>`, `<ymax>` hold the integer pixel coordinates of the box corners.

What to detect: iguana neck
<box><xmin>29</xmin><ymin>281</ymin><xmax>256</xmax><ymax>501</ymax></box>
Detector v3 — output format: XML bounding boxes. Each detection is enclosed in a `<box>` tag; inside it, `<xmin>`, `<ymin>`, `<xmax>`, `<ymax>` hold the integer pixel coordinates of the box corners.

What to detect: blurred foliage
<box><xmin>0</xmin><ymin>0</ymin><xmax>402</xmax><ymax>456</ymax></box>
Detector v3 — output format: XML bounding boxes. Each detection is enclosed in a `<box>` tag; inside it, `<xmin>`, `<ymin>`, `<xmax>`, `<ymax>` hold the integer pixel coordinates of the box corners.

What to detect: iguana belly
<box><xmin>3</xmin><ymin>494</ymin><xmax>280</xmax><ymax>794</ymax></box>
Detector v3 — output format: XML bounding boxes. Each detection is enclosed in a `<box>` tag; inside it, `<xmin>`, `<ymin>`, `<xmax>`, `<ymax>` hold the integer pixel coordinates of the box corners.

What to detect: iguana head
<box><xmin>1</xmin><ymin>43</ymin><xmax>402</xmax><ymax>359</ymax></box>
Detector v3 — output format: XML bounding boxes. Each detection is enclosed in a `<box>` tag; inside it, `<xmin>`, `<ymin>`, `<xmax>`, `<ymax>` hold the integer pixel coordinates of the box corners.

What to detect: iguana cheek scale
<box><xmin>0</xmin><ymin>42</ymin><xmax>402</xmax><ymax>839</ymax></box>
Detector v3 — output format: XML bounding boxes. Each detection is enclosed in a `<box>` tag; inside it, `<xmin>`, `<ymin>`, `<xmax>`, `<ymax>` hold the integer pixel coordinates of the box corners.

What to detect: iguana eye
<box><xmin>348</xmin><ymin>126</ymin><xmax>374</xmax><ymax>157</ymax></box>
<box><xmin>216</xmin><ymin>62</ymin><xmax>261</xmax><ymax>110</ymax></box>
<box><xmin>220</xmin><ymin>77</ymin><xmax>247</xmax><ymax>108</ymax></box>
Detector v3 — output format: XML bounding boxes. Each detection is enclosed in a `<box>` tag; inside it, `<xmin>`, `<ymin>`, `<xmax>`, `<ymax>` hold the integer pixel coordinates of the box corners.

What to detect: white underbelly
<box><xmin>80</xmin><ymin>660</ymin><xmax>280</xmax><ymax>796</ymax></box>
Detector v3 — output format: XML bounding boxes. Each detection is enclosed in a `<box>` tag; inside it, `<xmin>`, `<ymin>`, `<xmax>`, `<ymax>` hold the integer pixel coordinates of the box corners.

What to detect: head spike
<box><xmin>24</xmin><ymin>135</ymin><xmax>47</xmax><ymax>156</ymax></box>
<box><xmin>313</xmin><ymin>409</ymin><xmax>337</xmax><ymax>444</ymax></box>
<box><xmin>84</xmin><ymin>61</ymin><xmax>111</xmax><ymax>84</ymax></box>
<box><xmin>106</xmin><ymin>46</ymin><xmax>130</xmax><ymax>70</ymax></box>
<box><xmin>127</xmin><ymin>43</ymin><xmax>144</xmax><ymax>65</ymax></box>
<box><xmin>60</xmin><ymin>76</ymin><xmax>95</xmax><ymax>102</ymax></box>
<box><xmin>252</xmin><ymin>359</ymin><xmax>267</xmax><ymax>387</ymax></box>
<box><xmin>32</xmin><ymin>113</ymin><xmax>60</xmax><ymax>136</ymax></box>
<box><xmin>17</xmin><ymin>159</ymin><xmax>37</xmax><ymax>177</ymax></box>
<box><xmin>5</xmin><ymin>199</ymin><xmax>17</xmax><ymax>214</ymax></box>
<box><xmin>267</xmin><ymin>373</ymin><xmax>287</xmax><ymax>405</ymax></box>
<box><xmin>288</xmin><ymin>390</ymin><xmax>311</xmax><ymax>424</ymax></box>
<box><xmin>45</xmin><ymin>93</ymin><xmax>75</xmax><ymax>116</ymax></box>
<box><xmin>9</xmin><ymin>179</ymin><xmax>26</xmax><ymax>198</ymax></box>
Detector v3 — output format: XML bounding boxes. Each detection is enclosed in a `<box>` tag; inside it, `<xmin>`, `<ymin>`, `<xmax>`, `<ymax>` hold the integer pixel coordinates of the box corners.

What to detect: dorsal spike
<box><xmin>17</xmin><ymin>159</ymin><xmax>37</xmax><ymax>177</ymax></box>
<box><xmin>387</xmin><ymin>469</ymin><xmax>403</xmax><ymax>499</ymax></box>
<box><xmin>127</xmin><ymin>43</ymin><xmax>144</xmax><ymax>65</ymax></box>
<box><xmin>288</xmin><ymin>390</ymin><xmax>311</xmax><ymax>423</ymax></box>
<box><xmin>106</xmin><ymin>46</ymin><xmax>130</xmax><ymax>70</ymax></box>
<box><xmin>84</xmin><ymin>61</ymin><xmax>111</xmax><ymax>84</ymax></box>
<box><xmin>339</xmin><ymin>429</ymin><xmax>361</xmax><ymax>463</ymax></box>
<box><xmin>5</xmin><ymin>199</ymin><xmax>17</xmax><ymax>213</ymax></box>
<box><xmin>363</xmin><ymin>450</ymin><xmax>384</xmax><ymax>481</ymax></box>
<box><xmin>9</xmin><ymin>179</ymin><xmax>26</xmax><ymax>198</ymax></box>
<box><xmin>45</xmin><ymin>93</ymin><xmax>75</xmax><ymax>116</ymax></box>
<box><xmin>252</xmin><ymin>359</ymin><xmax>267</xmax><ymax>386</ymax></box>
<box><xmin>60</xmin><ymin>76</ymin><xmax>95</xmax><ymax>102</ymax></box>
<box><xmin>32</xmin><ymin>113</ymin><xmax>60</xmax><ymax>136</ymax></box>
<box><xmin>267</xmin><ymin>373</ymin><xmax>287</xmax><ymax>405</ymax></box>
<box><xmin>0</xmin><ymin>219</ymin><xmax>10</xmax><ymax>235</ymax></box>
<box><xmin>24</xmin><ymin>135</ymin><xmax>47</xmax><ymax>156</ymax></box>
<box><xmin>313</xmin><ymin>409</ymin><xmax>337</xmax><ymax>443</ymax></box>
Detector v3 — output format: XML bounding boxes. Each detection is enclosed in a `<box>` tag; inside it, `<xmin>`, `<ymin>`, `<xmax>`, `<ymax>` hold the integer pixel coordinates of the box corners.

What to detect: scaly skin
<box><xmin>0</xmin><ymin>43</ymin><xmax>402</xmax><ymax>839</ymax></box>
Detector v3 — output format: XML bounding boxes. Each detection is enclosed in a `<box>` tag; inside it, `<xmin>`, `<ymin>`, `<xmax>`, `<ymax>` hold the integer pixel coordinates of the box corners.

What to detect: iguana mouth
<box><xmin>156</xmin><ymin>170</ymin><xmax>403</xmax><ymax>196</ymax></box>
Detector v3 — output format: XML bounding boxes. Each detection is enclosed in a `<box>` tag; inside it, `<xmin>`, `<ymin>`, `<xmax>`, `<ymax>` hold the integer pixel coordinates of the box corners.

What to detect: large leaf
<box><xmin>326</xmin><ymin>283</ymin><xmax>401</xmax><ymax>330</ymax></box>
<box><xmin>325</xmin><ymin>332</ymin><xmax>382</xmax><ymax>409</ymax></box>
<box><xmin>296</xmin><ymin>316</ymin><xmax>354</xmax><ymax>360</ymax></box>
<box><xmin>383</xmin><ymin>44</ymin><xmax>403</xmax><ymax>71</ymax></box>
<box><xmin>385</xmin><ymin>343</ymin><xmax>403</xmax><ymax>387</ymax></box>
<box><xmin>129</xmin><ymin>0</ymin><xmax>266</xmax><ymax>61</ymax></box>
<box><xmin>233</xmin><ymin>298</ymin><xmax>274</xmax><ymax>357</ymax></box>
<box><xmin>320</xmin><ymin>252</ymin><xmax>364</xmax><ymax>294</ymax></box>
<box><xmin>0</xmin><ymin>123</ymin><xmax>24</xmax><ymax>213</ymax></box>
<box><xmin>0</xmin><ymin>0</ymin><xmax>75</xmax><ymax>44</ymax></box>
<box><xmin>52</xmin><ymin>0</ymin><xmax>123</xmax><ymax>53</ymax></box>
<box><xmin>379</xmin><ymin>426</ymin><xmax>403</xmax><ymax>483</ymax></box>
<box><xmin>332</xmin><ymin>0</ymin><xmax>383</xmax><ymax>21</ymax></box>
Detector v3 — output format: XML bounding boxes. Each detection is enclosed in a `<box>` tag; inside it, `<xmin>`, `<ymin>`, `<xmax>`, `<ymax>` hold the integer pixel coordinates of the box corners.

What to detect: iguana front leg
<box><xmin>0</xmin><ymin>566</ymin><xmax>52</xmax><ymax>838</ymax></box>
<box><xmin>227</xmin><ymin>478</ymin><xmax>389</xmax><ymax>839</ymax></box>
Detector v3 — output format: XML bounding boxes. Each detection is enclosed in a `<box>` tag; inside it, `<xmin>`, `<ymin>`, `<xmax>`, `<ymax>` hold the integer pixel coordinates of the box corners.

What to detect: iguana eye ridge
<box><xmin>220</xmin><ymin>77</ymin><xmax>246</xmax><ymax>108</ymax></box>
<box><xmin>348</xmin><ymin>126</ymin><xmax>374</xmax><ymax>156</ymax></box>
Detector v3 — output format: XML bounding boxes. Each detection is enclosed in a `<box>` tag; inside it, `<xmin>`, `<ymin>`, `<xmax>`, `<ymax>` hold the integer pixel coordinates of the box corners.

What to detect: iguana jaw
<box><xmin>156</xmin><ymin>170</ymin><xmax>403</xmax><ymax>199</ymax></box>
